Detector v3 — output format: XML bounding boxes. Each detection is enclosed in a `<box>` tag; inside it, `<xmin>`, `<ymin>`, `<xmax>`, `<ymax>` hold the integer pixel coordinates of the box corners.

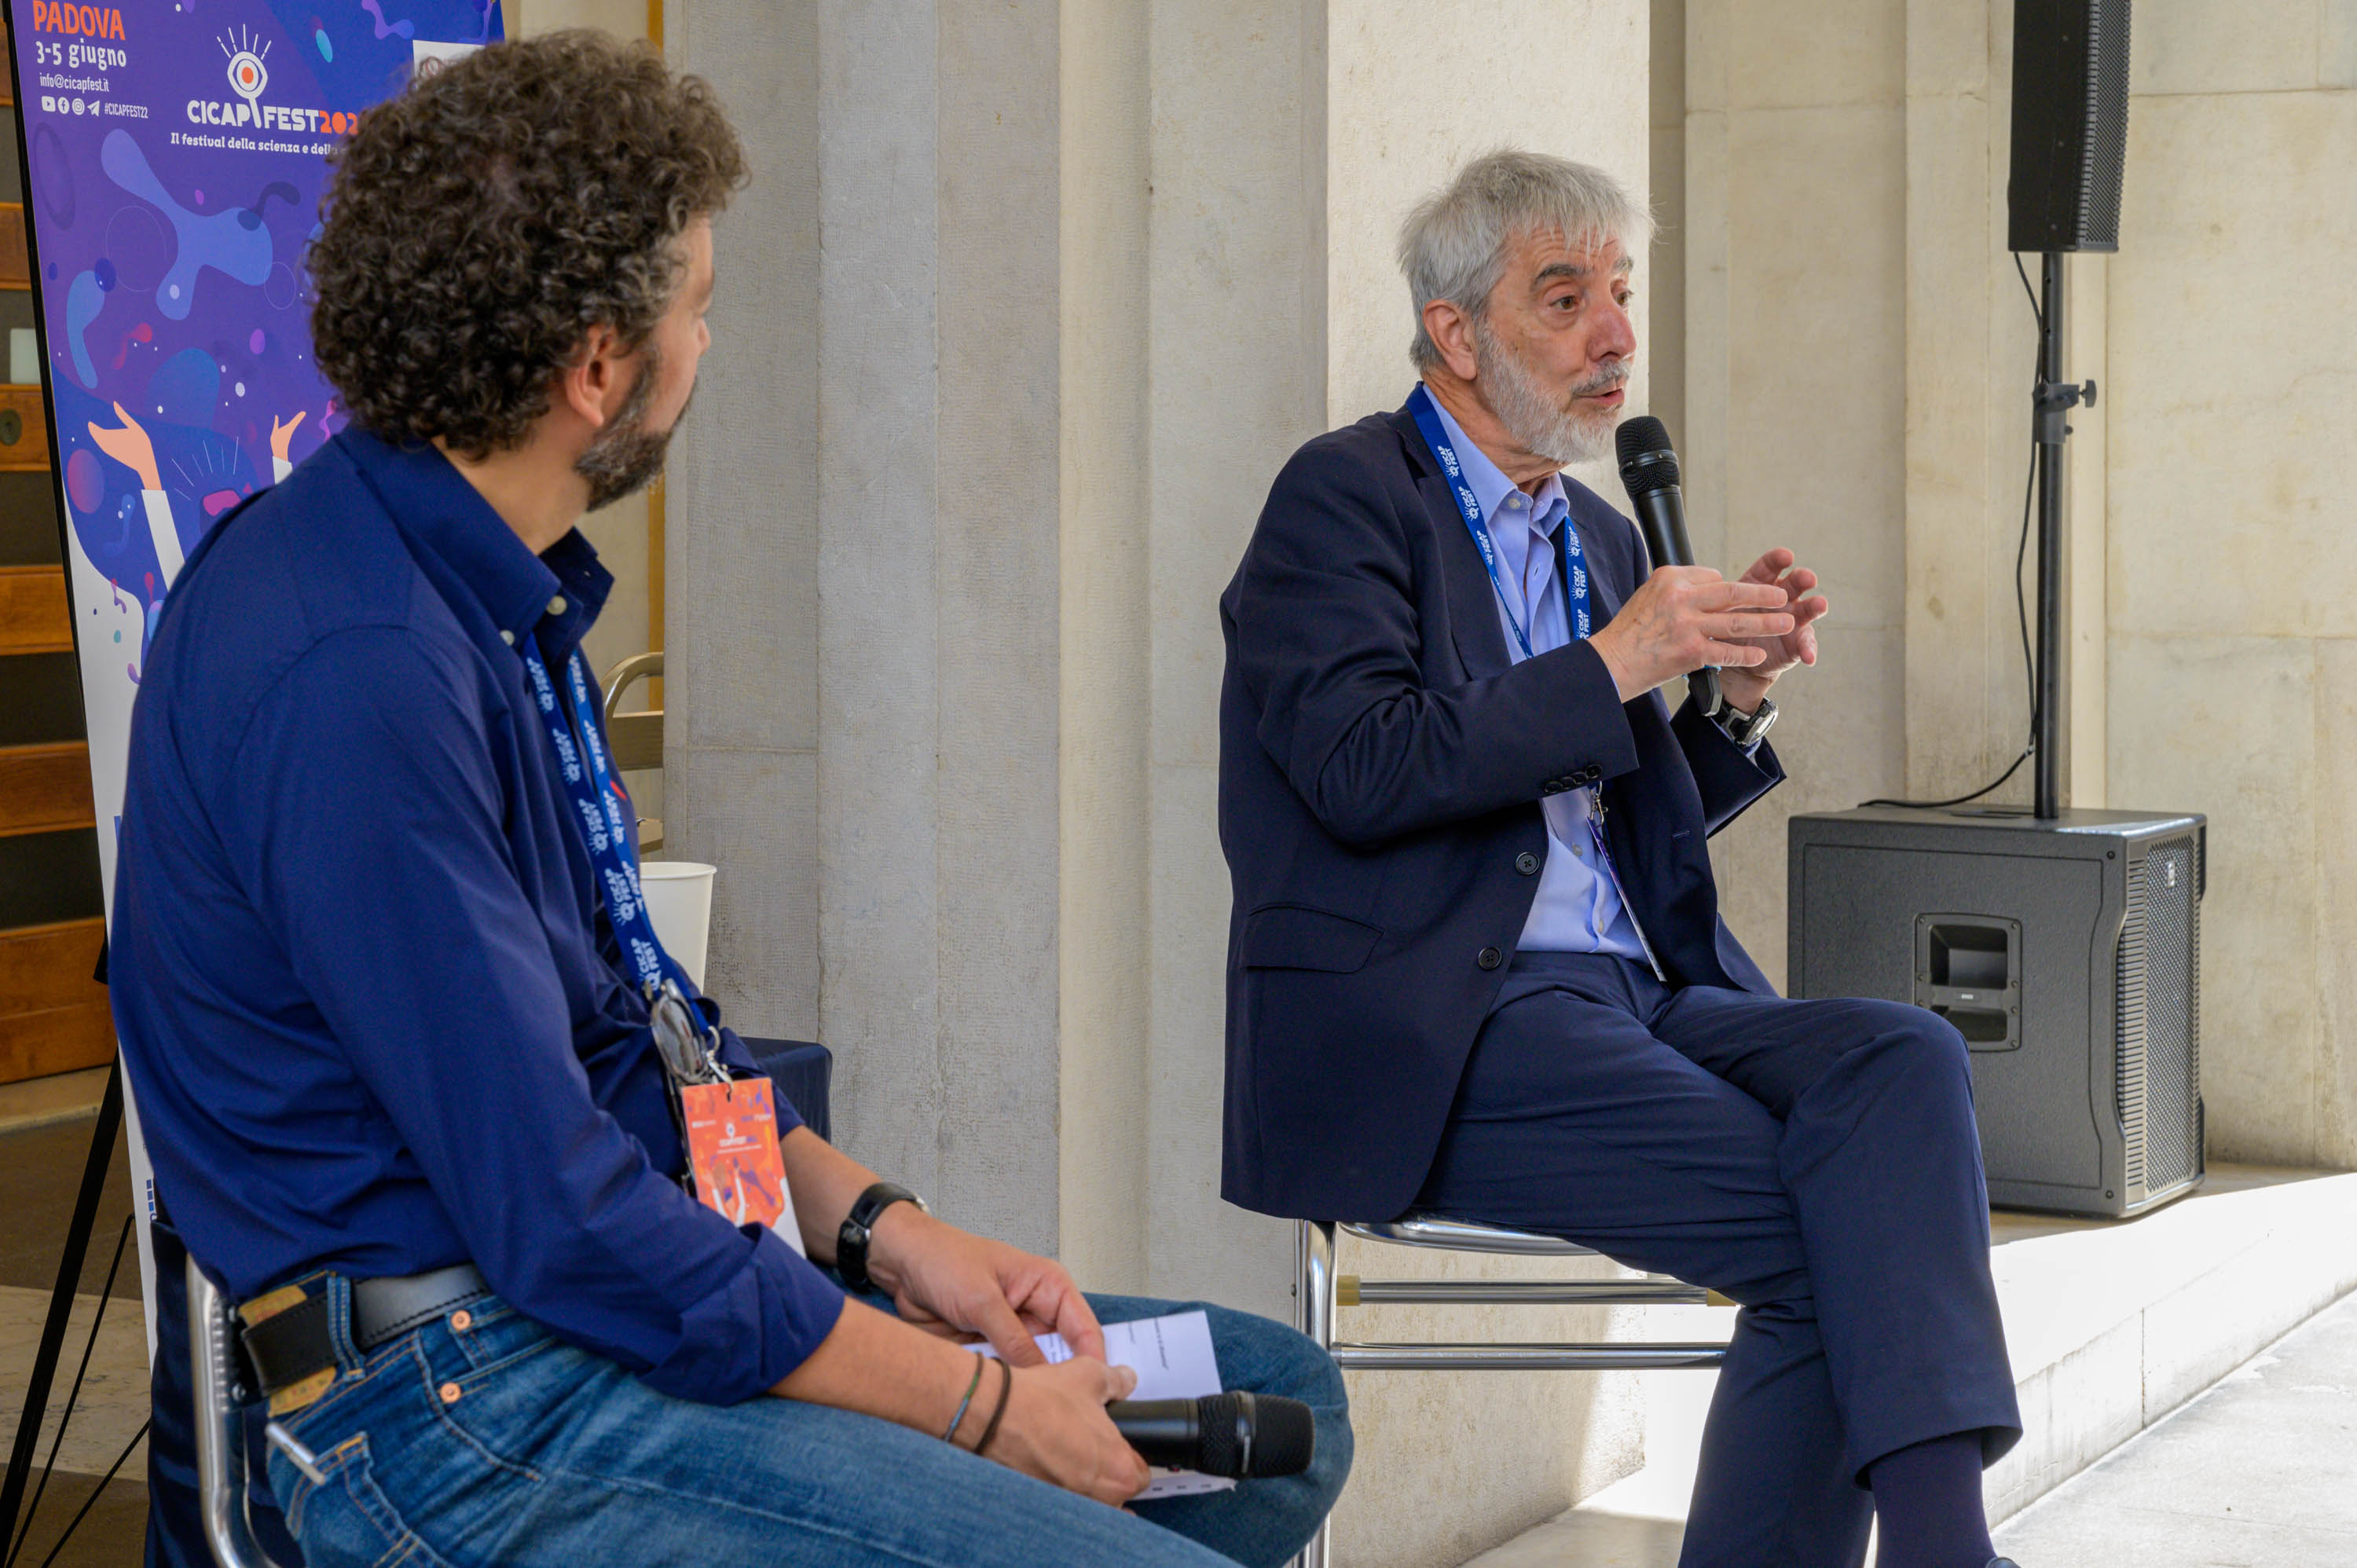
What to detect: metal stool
<box><xmin>189</xmin><ymin>1256</ymin><xmax>297</xmax><ymax>1568</ymax></box>
<box><xmin>1294</xmin><ymin>1215</ymin><xmax>1731</xmax><ymax>1568</ymax></box>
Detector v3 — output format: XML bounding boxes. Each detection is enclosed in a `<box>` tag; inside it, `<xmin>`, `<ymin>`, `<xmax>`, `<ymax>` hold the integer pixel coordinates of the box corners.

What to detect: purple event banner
<box><xmin>9</xmin><ymin>0</ymin><xmax>501</xmax><ymax>897</ymax></box>
<box><xmin>7</xmin><ymin>0</ymin><xmax>501</xmax><ymax>1323</ymax></box>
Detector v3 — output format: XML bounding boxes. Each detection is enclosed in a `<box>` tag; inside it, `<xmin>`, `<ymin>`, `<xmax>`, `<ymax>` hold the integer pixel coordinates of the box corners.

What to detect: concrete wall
<box><xmin>1684</xmin><ymin>0</ymin><xmax>1912</xmax><ymax>986</ymax></box>
<box><xmin>1678</xmin><ymin>0</ymin><xmax>2357</xmax><ymax>1168</ymax></box>
<box><xmin>2103</xmin><ymin>3</ymin><xmax>2357</xmax><ymax>1171</ymax></box>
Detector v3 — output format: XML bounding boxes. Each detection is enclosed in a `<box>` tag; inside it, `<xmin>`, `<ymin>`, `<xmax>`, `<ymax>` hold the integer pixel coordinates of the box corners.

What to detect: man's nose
<box><xmin>1594</xmin><ymin>298</ymin><xmax>1637</xmax><ymax>361</ymax></box>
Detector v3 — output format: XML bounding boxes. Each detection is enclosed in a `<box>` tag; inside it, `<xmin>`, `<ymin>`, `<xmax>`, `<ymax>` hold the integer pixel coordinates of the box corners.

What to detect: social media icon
<box><xmin>39</xmin><ymin>96</ymin><xmax>53</xmax><ymax>113</ymax></box>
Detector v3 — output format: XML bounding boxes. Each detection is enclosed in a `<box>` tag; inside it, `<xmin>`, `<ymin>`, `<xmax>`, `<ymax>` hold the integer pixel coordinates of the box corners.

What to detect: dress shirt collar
<box><xmin>338</xmin><ymin>427</ymin><xmax>613</xmax><ymax>665</ymax></box>
<box><xmin>1419</xmin><ymin>383</ymin><xmax>1570</xmax><ymax>543</ymax></box>
<box><xmin>1420</xmin><ymin>383</ymin><xmax>1571</xmax><ymax>611</ymax></box>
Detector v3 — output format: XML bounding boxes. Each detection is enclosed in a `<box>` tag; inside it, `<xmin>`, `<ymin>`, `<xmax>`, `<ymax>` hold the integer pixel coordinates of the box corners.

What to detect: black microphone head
<box><xmin>1615</xmin><ymin>416</ymin><xmax>1681</xmax><ymax>496</ymax></box>
<box><xmin>1193</xmin><ymin>1392</ymin><xmax>1315</xmax><ymax>1479</ymax></box>
<box><xmin>1241</xmin><ymin>1393</ymin><xmax>1316</xmax><ymax>1478</ymax></box>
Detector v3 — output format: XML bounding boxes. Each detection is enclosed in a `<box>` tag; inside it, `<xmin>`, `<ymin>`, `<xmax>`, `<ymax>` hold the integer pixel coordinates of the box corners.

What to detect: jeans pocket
<box><xmin>290</xmin><ymin>1434</ymin><xmax>460</xmax><ymax>1568</ymax></box>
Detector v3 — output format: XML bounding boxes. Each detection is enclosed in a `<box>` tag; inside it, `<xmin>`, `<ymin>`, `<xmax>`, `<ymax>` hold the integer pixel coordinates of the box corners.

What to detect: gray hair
<box><xmin>1398</xmin><ymin>150</ymin><xmax>1654</xmax><ymax>372</ymax></box>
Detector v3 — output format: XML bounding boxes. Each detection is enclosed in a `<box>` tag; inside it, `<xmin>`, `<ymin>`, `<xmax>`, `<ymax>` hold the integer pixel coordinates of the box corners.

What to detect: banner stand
<box><xmin>0</xmin><ymin>1061</ymin><xmax>122</xmax><ymax>1556</ymax></box>
<box><xmin>1</xmin><ymin>2</ymin><xmax>502</xmax><ymax>1550</ymax></box>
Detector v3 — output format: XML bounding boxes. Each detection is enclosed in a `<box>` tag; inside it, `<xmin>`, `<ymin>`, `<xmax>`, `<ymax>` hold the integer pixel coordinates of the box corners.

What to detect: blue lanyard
<box><xmin>1409</xmin><ymin>384</ymin><xmax>1633</xmax><ymax>909</ymax></box>
<box><xmin>1407</xmin><ymin>383</ymin><xmax>1589</xmax><ymax>660</ymax></box>
<box><xmin>519</xmin><ymin>636</ymin><xmax>694</xmax><ymax>1001</ymax></box>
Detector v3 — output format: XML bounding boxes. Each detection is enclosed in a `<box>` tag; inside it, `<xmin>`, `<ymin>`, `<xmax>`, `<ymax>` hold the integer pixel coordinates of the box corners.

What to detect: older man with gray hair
<box><xmin>1216</xmin><ymin>150</ymin><xmax>2025</xmax><ymax>1568</ymax></box>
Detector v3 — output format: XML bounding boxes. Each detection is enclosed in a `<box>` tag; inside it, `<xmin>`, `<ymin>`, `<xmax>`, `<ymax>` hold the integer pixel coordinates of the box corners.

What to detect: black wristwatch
<box><xmin>837</xmin><ymin>1181</ymin><xmax>928</xmax><ymax>1292</ymax></box>
<box><xmin>1710</xmin><ymin>694</ymin><xmax>1778</xmax><ymax>753</ymax></box>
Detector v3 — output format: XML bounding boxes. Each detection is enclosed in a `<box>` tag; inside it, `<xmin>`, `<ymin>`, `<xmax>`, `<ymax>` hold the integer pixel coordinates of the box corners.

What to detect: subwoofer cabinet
<box><xmin>1787</xmin><ymin>808</ymin><xmax>2205</xmax><ymax>1218</ymax></box>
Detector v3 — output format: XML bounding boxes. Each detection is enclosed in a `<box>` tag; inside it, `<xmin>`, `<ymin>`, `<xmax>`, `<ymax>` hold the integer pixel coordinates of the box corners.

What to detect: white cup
<box><xmin>638</xmin><ymin>861</ymin><xmax>717</xmax><ymax>990</ymax></box>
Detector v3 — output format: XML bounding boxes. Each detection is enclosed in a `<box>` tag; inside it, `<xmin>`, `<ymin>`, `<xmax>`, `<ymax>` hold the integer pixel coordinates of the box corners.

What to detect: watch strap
<box><xmin>1714</xmin><ymin>694</ymin><xmax>1776</xmax><ymax>751</ymax></box>
<box><xmin>837</xmin><ymin>1181</ymin><xmax>925</xmax><ymax>1293</ymax></box>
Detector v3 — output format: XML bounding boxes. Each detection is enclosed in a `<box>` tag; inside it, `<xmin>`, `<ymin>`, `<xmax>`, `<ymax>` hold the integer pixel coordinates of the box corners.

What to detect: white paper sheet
<box><xmin>978</xmin><ymin>1309</ymin><xmax>1237</xmax><ymax>1500</ymax></box>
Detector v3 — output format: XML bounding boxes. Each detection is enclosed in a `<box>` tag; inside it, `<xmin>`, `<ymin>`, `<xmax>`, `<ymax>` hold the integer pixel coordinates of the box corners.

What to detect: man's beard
<box><xmin>1472</xmin><ymin>317</ymin><xmax>1628</xmax><ymax>467</ymax></box>
<box><xmin>576</xmin><ymin>345</ymin><xmax>684</xmax><ymax>511</ymax></box>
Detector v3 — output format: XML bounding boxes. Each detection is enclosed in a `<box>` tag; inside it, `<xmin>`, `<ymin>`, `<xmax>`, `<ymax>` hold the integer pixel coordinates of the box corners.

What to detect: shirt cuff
<box><xmin>639</xmin><ymin>1223</ymin><xmax>845</xmax><ymax>1404</ymax></box>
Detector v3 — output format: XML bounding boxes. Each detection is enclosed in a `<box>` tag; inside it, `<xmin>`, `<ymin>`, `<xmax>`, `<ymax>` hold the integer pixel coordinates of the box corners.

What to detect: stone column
<box><xmin>1685</xmin><ymin>0</ymin><xmax>1910</xmax><ymax>987</ymax></box>
<box><xmin>668</xmin><ymin>0</ymin><xmax>1063</xmax><ymax>1251</ymax></box>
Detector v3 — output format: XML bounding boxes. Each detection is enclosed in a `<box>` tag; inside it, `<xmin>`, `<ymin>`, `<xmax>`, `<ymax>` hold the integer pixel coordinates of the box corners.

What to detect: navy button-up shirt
<box><xmin>110</xmin><ymin>429</ymin><xmax>844</xmax><ymax>1404</ymax></box>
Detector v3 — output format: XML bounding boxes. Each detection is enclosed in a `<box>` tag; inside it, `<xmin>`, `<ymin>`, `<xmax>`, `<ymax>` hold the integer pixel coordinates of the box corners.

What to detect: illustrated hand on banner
<box><xmin>87</xmin><ymin>401</ymin><xmax>161</xmax><ymax>490</ymax></box>
<box><xmin>270</xmin><ymin>408</ymin><xmax>306</xmax><ymax>481</ymax></box>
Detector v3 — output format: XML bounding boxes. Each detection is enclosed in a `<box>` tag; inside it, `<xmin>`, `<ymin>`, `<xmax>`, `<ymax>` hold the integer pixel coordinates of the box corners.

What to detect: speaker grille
<box><xmin>2118</xmin><ymin>835</ymin><xmax>2201</xmax><ymax>1199</ymax></box>
<box><xmin>2077</xmin><ymin>0</ymin><xmax>2131</xmax><ymax>250</ymax></box>
<box><xmin>2007</xmin><ymin>0</ymin><xmax>2133</xmax><ymax>253</ymax></box>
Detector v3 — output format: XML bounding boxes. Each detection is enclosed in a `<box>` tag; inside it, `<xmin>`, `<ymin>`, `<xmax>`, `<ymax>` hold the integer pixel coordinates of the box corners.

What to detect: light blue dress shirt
<box><xmin>1424</xmin><ymin>389</ymin><xmax>1648</xmax><ymax>960</ymax></box>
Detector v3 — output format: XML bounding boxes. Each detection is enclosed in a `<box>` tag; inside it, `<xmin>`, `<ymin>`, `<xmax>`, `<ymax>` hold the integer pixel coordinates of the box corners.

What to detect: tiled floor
<box><xmin>0</xmin><ymin>1097</ymin><xmax>151</xmax><ymax>1566</ymax></box>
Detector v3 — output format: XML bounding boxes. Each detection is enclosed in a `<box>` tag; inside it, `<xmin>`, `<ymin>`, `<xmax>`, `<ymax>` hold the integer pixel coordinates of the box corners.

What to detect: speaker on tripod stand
<box><xmin>1788</xmin><ymin>0</ymin><xmax>2205</xmax><ymax>1220</ymax></box>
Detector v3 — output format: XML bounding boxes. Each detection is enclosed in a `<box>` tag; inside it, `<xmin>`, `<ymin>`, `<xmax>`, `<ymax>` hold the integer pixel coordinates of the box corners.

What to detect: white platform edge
<box><xmin>1461</xmin><ymin>1164</ymin><xmax>2357</xmax><ymax>1567</ymax></box>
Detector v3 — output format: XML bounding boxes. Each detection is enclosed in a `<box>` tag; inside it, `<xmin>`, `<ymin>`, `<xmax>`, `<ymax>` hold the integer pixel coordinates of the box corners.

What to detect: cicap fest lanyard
<box><xmin>1406</xmin><ymin>383</ymin><xmax>1591</xmax><ymax>658</ymax></box>
<box><xmin>519</xmin><ymin>637</ymin><xmax>687</xmax><ymax>1002</ymax></box>
<box><xmin>519</xmin><ymin>633</ymin><xmax>808</xmax><ymax>1254</ymax></box>
<box><xmin>1408</xmin><ymin>382</ymin><xmax>1654</xmax><ymax>964</ymax></box>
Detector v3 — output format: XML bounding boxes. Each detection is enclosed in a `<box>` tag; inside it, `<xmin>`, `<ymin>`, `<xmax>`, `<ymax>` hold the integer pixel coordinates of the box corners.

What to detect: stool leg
<box><xmin>1295</xmin><ymin>1221</ymin><xmax>1337</xmax><ymax>1568</ymax></box>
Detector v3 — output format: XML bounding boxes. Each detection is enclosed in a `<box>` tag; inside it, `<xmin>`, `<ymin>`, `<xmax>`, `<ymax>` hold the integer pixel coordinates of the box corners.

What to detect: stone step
<box><xmin>1462</xmin><ymin>1163</ymin><xmax>2357</xmax><ymax>1567</ymax></box>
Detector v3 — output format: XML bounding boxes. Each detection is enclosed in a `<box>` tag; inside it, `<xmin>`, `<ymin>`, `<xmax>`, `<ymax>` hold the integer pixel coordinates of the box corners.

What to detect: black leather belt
<box><xmin>240</xmin><ymin>1263</ymin><xmax>489</xmax><ymax>1414</ymax></box>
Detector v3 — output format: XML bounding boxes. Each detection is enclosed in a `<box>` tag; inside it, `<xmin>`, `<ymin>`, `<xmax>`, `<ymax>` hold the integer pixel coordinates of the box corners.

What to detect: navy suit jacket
<box><xmin>1218</xmin><ymin>397</ymin><xmax>1786</xmax><ymax>1222</ymax></box>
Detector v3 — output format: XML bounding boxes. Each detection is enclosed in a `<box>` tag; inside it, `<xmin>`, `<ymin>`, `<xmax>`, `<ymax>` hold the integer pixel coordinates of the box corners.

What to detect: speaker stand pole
<box><xmin>2031</xmin><ymin>250</ymin><xmax>2093</xmax><ymax>821</ymax></box>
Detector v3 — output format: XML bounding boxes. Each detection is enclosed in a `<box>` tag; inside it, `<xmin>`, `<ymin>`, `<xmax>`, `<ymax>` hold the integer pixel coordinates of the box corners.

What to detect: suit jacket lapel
<box><xmin>1388</xmin><ymin>405</ymin><xmax>1514</xmax><ymax>680</ymax></box>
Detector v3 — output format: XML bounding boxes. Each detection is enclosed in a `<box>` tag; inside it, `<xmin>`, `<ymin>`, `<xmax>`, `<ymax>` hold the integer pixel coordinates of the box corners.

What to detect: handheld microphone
<box><xmin>1105</xmin><ymin>1392</ymin><xmax>1315</xmax><ymax>1479</ymax></box>
<box><xmin>1614</xmin><ymin>416</ymin><xmax>1722</xmax><ymax>716</ymax></box>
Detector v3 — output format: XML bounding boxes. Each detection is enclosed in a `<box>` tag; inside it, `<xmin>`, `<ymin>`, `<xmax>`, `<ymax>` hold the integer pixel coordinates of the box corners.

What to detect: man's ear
<box><xmin>1421</xmin><ymin>299</ymin><xmax>1482</xmax><ymax>383</ymax></box>
<box><xmin>555</xmin><ymin>324</ymin><xmax>630</xmax><ymax>432</ymax></box>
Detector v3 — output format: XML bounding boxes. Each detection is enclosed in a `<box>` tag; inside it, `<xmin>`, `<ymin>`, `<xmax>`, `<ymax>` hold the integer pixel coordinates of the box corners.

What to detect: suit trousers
<box><xmin>1414</xmin><ymin>951</ymin><xmax>2022</xmax><ymax>1568</ymax></box>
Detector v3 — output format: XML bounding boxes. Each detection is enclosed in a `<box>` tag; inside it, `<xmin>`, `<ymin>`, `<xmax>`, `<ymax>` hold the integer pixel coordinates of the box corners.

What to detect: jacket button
<box><xmin>1477</xmin><ymin>946</ymin><xmax>1503</xmax><ymax>970</ymax></box>
<box><xmin>1515</xmin><ymin>852</ymin><xmax>1540</xmax><ymax>875</ymax></box>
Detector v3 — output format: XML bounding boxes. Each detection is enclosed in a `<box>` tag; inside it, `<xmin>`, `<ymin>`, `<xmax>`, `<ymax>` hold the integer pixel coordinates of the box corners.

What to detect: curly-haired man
<box><xmin>108</xmin><ymin>33</ymin><xmax>1347</xmax><ymax>1568</ymax></box>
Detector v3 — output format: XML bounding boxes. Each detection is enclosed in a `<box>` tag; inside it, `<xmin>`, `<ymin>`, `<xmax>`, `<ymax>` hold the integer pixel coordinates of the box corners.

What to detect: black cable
<box><xmin>30</xmin><ymin>1420</ymin><xmax>148</xmax><ymax>1568</ymax></box>
<box><xmin>1862</xmin><ymin>260</ymin><xmax>2047</xmax><ymax>809</ymax></box>
<box><xmin>5</xmin><ymin>1217</ymin><xmax>132</xmax><ymax>1568</ymax></box>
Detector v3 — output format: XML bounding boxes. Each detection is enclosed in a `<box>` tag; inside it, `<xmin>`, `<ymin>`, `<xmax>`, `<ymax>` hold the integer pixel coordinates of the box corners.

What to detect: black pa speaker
<box><xmin>2007</xmin><ymin>0</ymin><xmax>2132</xmax><ymax>253</ymax></box>
<box><xmin>1789</xmin><ymin>807</ymin><xmax>2205</xmax><ymax>1218</ymax></box>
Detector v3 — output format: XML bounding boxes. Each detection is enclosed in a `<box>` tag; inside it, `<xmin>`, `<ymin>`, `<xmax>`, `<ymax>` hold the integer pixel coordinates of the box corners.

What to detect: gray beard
<box><xmin>1473</xmin><ymin>320</ymin><xmax>1625</xmax><ymax>467</ymax></box>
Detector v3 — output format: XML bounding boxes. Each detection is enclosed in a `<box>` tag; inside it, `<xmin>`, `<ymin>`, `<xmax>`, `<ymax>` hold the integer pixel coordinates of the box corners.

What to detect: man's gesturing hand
<box><xmin>868</xmin><ymin>1206</ymin><xmax>1109</xmax><ymax>1366</ymax></box>
<box><xmin>1587</xmin><ymin>566</ymin><xmax>1794</xmax><ymax>703</ymax></box>
<box><xmin>1713</xmin><ymin>548</ymin><xmax>1830</xmax><ymax>715</ymax></box>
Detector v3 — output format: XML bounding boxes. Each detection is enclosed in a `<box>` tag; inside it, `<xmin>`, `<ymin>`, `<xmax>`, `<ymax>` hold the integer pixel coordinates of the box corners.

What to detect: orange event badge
<box><xmin>681</xmin><ymin>1076</ymin><xmax>801</xmax><ymax>1252</ymax></box>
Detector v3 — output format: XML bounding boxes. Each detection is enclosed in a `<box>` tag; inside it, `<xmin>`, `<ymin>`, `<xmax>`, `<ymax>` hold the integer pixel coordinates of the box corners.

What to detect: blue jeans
<box><xmin>266</xmin><ymin>1280</ymin><xmax>1351</xmax><ymax>1567</ymax></box>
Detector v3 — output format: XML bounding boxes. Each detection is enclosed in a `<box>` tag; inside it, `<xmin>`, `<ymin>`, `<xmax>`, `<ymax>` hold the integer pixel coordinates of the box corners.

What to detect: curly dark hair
<box><xmin>308</xmin><ymin>31</ymin><xmax>746</xmax><ymax>458</ymax></box>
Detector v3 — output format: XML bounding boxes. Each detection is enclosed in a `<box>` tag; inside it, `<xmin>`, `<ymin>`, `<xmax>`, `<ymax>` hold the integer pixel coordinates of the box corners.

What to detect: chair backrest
<box><xmin>188</xmin><ymin>1256</ymin><xmax>298</xmax><ymax>1568</ymax></box>
<box><xmin>600</xmin><ymin>652</ymin><xmax>664</xmax><ymax>773</ymax></box>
